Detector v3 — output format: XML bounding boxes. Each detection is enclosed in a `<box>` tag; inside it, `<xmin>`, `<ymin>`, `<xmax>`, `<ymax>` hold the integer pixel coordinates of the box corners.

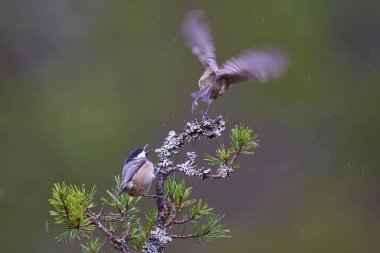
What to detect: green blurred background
<box><xmin>1</xmin><ymin>0</ymin><xmax>379</xmax><ymax>252</ymax></box>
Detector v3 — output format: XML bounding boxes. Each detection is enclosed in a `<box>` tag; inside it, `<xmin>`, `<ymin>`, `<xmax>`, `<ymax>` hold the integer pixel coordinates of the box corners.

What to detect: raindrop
<box><xmin>45</xmin><ymin>220</ymin><xmax>49</xmax><ymax>233</ymax></box>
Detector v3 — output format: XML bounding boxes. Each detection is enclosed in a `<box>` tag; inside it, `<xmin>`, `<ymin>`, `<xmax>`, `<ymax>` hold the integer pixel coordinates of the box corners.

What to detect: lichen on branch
<box><xmin>48</xmin><ymin>115</ymin><xmax>259</xmax><ymax>253</ymax></box>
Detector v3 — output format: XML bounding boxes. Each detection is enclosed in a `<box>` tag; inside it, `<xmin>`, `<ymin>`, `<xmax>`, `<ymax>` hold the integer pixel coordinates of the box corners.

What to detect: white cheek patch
<box><xmin>136</xmin><ymin>151</ymin><xmax>146</xmax><ymax>159</ymax></box>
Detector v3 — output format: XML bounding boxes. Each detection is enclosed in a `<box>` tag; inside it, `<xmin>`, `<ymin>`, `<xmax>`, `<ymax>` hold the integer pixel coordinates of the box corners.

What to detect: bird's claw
<box><xmin>192</xmin><ymin>100</ymin><xmax>198</xmax><ymax>114</ymax></box>
<box><xmin>143</xmin><ymin>194</ymin><xmax>165</xmax><ymax>199</ymax></box>
<box><xmin>202</xmin><ymin>111</ymin><xmax>209</xmax><ymax>122</ymax></box>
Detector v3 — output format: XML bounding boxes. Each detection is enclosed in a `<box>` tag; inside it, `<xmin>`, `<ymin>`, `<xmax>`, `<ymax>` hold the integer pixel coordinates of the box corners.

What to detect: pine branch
<box><xmin>85</xmin><ymin>211</ymin><xmax>128</xmax><ymax>252</ymax></box>
<box><xmin>49</xmin><ymin>116</ymin><xmax>257</xmax><ymax>253</ymax></box>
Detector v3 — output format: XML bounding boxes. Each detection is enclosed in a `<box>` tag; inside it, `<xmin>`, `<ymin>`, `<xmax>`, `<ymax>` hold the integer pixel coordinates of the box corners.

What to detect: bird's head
<box><xmin>125</xmin><ymin>144</ymin><xmax>153</xmax><ymax>164</ymax></box>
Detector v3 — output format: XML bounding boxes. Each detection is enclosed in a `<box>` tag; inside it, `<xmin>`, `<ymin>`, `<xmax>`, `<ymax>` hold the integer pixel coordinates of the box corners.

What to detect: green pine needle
<box><xmin>164</xmin><ymin>177</ymin><xmax>193</xmax><ymax>208</ymax></box>
<box><xmin>204</xmin><ymin>124</ymin><xmax>259</xmax><ymax>167</ymax></box>
<box><xmin>190</xmin><ymin>199</ymin><xmax>212</xmax><ymax>219</ymax></box>
<box><xmin>49</xmin><ymin>183</ymin><xmax>96</xmax><ymax>243</ymax></box>
<box><xmin>230</xmin><ymin>124</ymin><xmax>259</xmax><ymax>154</ymax></box>
<box><xmin>128</xmin><ymin>209</ymin><xmax>158</xmax><ymax>251</ymax></box>
<box><xmin>193</xmin><ymin>211</ymin><xmax>230</xmax><ymax>243</ymax></box>
<box><xmin>100</xmin><ymin>176</ymin><xmax>141</xmax><ymax>223</ymax></box>
<box><xmin>80</xmin><ymin>237</ymin><xmax>103</xmax><ymax>253</ymax></box>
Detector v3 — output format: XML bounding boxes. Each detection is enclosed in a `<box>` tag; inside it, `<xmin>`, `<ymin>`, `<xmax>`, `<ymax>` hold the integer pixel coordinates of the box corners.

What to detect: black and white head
<box><xmin>125</xmin><ymin>144</ymin><xmax>150</xmax><ymax>164</ymax></box>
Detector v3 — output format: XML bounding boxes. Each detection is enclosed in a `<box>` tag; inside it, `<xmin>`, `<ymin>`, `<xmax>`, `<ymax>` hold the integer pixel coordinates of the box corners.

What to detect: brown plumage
<box><xmin>183</xmin><ymin>10</ymin><xmax>290</xmax><ymax>114</ymax></box>
<box><xmin>123</xmin><ymin>160</ymin><xmax>154</xmax><ymax>196</ymax></box>
<box><xmin>117</xmin><ymin>147</ymin><xmax>155</xmax><ymax>198</ymax></box>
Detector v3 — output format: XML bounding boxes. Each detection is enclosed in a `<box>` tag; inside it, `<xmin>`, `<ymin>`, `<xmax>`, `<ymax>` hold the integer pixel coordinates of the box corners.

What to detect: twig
<box><xmin>168</xmin><ymin>234</ymin><xmax>196</xmax><ymax>239</ymax></box>
<box><xmin>59</xmin><ymin>195</ymin><xmax>71</xmax><ymax>225</ymax></box>
<box><xmin>203</xmin><ymin>149</ymin><xmax>242</xmax><ymax>179</ymax></box>
<box><xmin>85</xmin><ymin>210</ymin><xmax>129</xmax><ymax>252</ymax></box>
<box><xmin>168</xmin><ymin>231</ymin><xmax>209</xmax><ymax>239</ymax></box>
<box><xmin>170</xmin><ymin>217</ymin><xmax>193</xmax><ymax>226</ymax></box>
<box><xmin>228</xmin><ymin>149</ymin><xmax>241</xmax><ymax>166</ymax></box>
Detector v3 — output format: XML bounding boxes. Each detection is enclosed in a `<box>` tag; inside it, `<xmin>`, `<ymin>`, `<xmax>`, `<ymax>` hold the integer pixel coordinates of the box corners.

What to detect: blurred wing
<box><xmin>183</xmin><ymin>10</ymin><xmax>218</xmax><ymax>72</ymax></box>
<box><xmin>217</xmin><ymin>48</ymin><xmax>290</xmax><ymax>84</ymax></box>
<box><xmin>120</xmin><ymin>158</ymin><xmax>146</xmax><ymax>188</ymax></box>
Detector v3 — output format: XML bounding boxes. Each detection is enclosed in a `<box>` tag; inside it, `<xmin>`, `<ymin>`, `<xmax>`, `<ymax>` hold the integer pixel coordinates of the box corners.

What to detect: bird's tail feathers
<box><xmin>191</xmin><ymin>86</ymin><xmax>213</xmax><ymax>103</ymax></box>
<box><xmin>116</xmin><ymin>188</ymin><xmax>124</xmax><ymax>199</ymax></box>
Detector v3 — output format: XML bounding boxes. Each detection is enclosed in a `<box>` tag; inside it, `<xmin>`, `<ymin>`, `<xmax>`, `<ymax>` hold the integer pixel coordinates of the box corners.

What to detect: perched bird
<box><xmin>117</xmin><ymin>145</ymin><xmax>155</xmax><ymax>198</ymax></box>
<box><xmin>183</xmin><ymin>10</ymin><xmax>290</xmax><ymax>115</ymax></box>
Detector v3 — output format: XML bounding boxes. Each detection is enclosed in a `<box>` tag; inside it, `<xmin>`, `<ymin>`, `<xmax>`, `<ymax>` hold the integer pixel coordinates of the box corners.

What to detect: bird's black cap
<box><xmin>125</xmin><ymin>145</ymin><xmax>151</xmax><ymax>164</ymax></box>
<box><xmin>125</xmin><ymin>148</ymin><xmax>144</xmax><ymax>164</ymax></box>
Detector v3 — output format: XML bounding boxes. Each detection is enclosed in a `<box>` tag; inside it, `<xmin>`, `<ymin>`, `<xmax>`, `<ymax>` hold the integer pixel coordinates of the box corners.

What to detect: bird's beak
<box><xmin>144</xmin><ymin>144</ymin><xmax>153</xmax><ymax>154</ymax></box>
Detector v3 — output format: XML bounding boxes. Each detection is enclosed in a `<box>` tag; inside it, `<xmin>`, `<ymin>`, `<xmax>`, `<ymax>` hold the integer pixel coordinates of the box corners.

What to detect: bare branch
<box><xmin>168</xmin><ymin>234</ymin><xmax>197</xmax><ymax>239</ymax></box>
<box><xmin>85</xmin><ymin>210</ymin><xmax>130</xmax><ymax>252</ymax></box>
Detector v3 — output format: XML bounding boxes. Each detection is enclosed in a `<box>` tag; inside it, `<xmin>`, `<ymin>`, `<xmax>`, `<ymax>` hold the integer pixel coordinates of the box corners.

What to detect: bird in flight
<box><xmin>182</xmin><ymin>10</ymin><xmax>290</xmax><ymax>117</ymax></box>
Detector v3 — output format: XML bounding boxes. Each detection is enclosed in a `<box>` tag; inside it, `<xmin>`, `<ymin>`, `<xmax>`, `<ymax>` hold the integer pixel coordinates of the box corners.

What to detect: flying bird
<box><xmin>183</xmin><ymin>10</ymin><xmax>290</xmax><ymax>116</ymax></box>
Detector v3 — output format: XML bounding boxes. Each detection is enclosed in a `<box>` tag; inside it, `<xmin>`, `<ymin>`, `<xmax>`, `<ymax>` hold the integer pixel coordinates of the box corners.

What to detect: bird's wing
<box><xmin>216</xmin><ymin>48</ymin><xmax>290</xmax><ymax>85</ymax></box>
<box><xmin>182</xmin><ymin>10</ymin><xmax>218</xmax><ymax>72</ymax></box>
<box><xmin>119</xmin><ymin>158</ymin><xmax>146</xmax><ymax>193</ymax></box>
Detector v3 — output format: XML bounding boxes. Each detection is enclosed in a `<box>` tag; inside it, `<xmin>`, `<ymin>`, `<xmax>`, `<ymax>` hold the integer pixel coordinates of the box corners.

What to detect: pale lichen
<box><xmin>142</xmin><ymin>227</ymin><xmax>172</xmax><ymax>253</ymax></box>
<box><xmin>155</xmin><ymin>116</ymin><xmax>226</xmax><ymax>169</ymax></box>
<box><xmin>215</xmin><ymin>164</ymin><xmax>233</xmax><ymax>178</ymax></box>
<box><xmin>177</xmin><ymin>152</ymin><xmax>211</xmax><ymax>178</ymax></box>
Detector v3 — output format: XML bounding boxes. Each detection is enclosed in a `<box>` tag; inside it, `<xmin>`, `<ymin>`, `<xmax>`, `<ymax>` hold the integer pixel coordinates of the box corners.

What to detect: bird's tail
<box><xmin>116</xmin><ymin>189</ymin><xmax>123</xmax><ymax>199</ymax></box>
<box><xmin>191</xmin><ymin>86</ymin><xmax>213</xmax><ymax>103</ymax></box>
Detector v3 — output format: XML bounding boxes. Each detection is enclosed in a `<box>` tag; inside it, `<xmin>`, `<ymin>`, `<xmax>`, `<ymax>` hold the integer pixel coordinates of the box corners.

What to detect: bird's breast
<box><xmin>126</xmin><ymin>161</ymin><xmax>154</xmax><ymax>196</ymax></box>
<box><xmin>127</xmin><ymin>161</ymin><xmax>155</xmax><ymax>196</ymax></box>
<box><xmin>133</xmin><ymin>161</ymin><xmax>154</xmax><ymax>184</ymax></box>
<box><xmin>199</xmin><ymin>68</ymin><xmax>216</xmax><ymax>89</ymax></box>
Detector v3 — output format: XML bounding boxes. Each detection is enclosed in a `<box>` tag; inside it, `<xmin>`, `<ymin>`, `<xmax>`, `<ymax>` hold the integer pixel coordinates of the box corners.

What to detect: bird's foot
<box><xmin>143</xmin><ymin>194</ymin><xmax>165</xmax><ymax>199</ymax></box>
<box><xmin>154</xmin><ymin>167</ymin><xmax>161</xmax><ymax>175</ymax></box>
<box><xmin>202</xmin><ymin>111</ymin><xmax>210</xmax><ymax>122</ymax></box>
<box><xmin>191</xmin><ymin>100</ymin><xmax>199</xmax><ymax>114</ymax></box>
